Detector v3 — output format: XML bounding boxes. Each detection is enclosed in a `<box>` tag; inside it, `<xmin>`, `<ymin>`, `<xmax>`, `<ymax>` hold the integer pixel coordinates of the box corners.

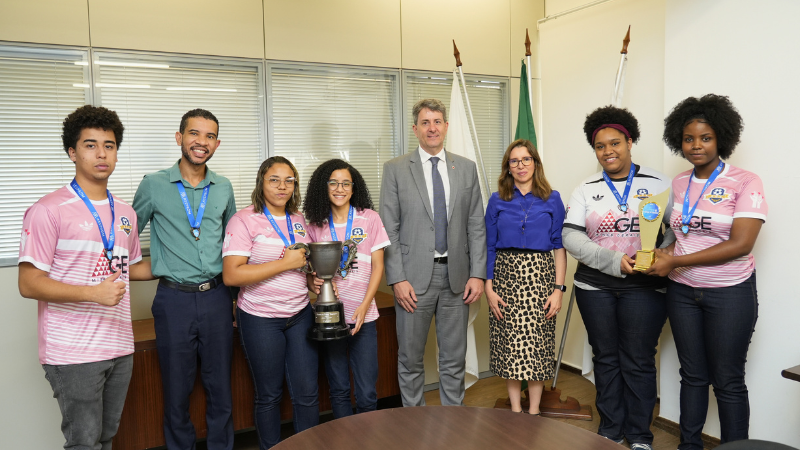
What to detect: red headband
<box><xmin>592</xmin><ymin>124</ymin><xmax>631</xmax><ymax>144</ymax></box>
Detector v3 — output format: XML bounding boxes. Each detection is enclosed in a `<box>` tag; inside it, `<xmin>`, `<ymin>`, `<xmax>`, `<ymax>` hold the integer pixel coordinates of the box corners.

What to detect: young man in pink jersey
<box><xmin>18</xmin><ymin>105</ymin><xmax>153</xmax><ymax>450</ymax></box>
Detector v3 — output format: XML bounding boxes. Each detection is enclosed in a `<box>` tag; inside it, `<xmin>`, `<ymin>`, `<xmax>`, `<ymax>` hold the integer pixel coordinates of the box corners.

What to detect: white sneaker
<box><xmin>630</xmin><ymin>444</ymin><xmax>653</xmax><ymax>450</ymax></box>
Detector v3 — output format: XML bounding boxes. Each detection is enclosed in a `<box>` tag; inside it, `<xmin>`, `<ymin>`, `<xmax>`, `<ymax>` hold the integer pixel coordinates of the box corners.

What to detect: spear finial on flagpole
<box><xmin>525</xmin><ymin>29</ymin><xmax>532</xmax><ymax>57</ymax></box>
<box><xmin>451</xmin><ymin>40</ymin><xmax>489</xmax><ymax>197</ymax></box>
<box><xmin>453</xmin><ymin>40</ymin><xmax>462</xmax><ymax>67</ymax></box>
<box><xmin>611</xmin><ymin>26</ymin><xmax>630</xmax><ymax>107</ymax></box>
<box><xmin>524</xmin><ymin>29</ymin><xmax>534</xmax><ymax>124</ymax></box>
<box><xmin>621</xmin><ymin>25</ymin><xmax>631</xmax><ymax>54</ymax></box>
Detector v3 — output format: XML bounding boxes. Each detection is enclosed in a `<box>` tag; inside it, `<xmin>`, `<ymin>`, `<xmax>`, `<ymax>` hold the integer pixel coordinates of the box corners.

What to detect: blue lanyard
<box><xmin>329</xmin><ymin>206</ymin><xmax>355</xmax><ymax>274</ymax></box>
<box><xmin>681</xmin><ymin>161</ymin><xmax>725</xmax><ymax>234</ymax></box>
<box><xmin>70</xmin><ymin>179</ymin><xmax>115</xmax><ymax>270</ymax></box>
<box><xmin>602</xmin><ymin>164</ymin><xmax>636</xmax><ymax>212</ymax></box>
<box><xmin>264</xmin><ymin>208</ymin><xmax>295</xmax><ymax>247</ymax></box>
<box><xmin>176</xmin><ymin>182</ymin><xmax>210</xmax><ymax>241</ymax></box>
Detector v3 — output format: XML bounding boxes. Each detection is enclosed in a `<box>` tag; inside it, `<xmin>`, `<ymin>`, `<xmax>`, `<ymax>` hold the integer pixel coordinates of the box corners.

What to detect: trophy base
<box><xmin>308</xmin><ymin>302</ymin><xmax>350</xmax><ymax>341</ymax></box>
<box><xmin>633</xmin><ymin>249</ymin><xmax>655</xmax><ymax>272</ymax></box>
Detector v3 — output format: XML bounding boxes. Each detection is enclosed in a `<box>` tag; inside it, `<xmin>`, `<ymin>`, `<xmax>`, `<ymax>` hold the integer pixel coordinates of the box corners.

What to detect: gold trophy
<box><xmin>633</xmin><ymin>188</ymin><xmax>670</xmax><ymax>272</ymax></box>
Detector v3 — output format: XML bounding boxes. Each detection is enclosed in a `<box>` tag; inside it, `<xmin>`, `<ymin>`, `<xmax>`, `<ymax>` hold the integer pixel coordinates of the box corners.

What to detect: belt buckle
<box><xmin>198</xmin><ymin>282</ymin><xmax>211</xmax><ymax>292</ymax></box>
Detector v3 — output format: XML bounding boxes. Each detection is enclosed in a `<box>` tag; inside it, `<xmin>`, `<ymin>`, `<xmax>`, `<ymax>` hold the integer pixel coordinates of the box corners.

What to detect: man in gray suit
<box><xmin>380</xmin><ymin>98</ymin><xmax>486</xmax><ymax>407</ymax></box>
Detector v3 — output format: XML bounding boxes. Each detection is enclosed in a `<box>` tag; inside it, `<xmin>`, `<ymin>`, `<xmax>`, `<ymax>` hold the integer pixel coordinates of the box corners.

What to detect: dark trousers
<box><xmin>576</xmin><ymin>287</ymin><xmax>667</xmax><ymax>444</ymax></box>
<box><xmin>667</xmin><ymin>274</ymin><xmax>758</xmax><ymax>450</ymax></box>
<box><xmin>321</xmin><ymin>321</ymin><xmax>379</xmax><ymax>418</ymax></box>
<box><xmin>152</xmin><ymin>282</ymin><xmax>234</xmax><ymax>450</ymax></box>
<box><xmin>237</xmin><ymin>305</ymin><xmax>319</xmax><ymax>450</ymax></box>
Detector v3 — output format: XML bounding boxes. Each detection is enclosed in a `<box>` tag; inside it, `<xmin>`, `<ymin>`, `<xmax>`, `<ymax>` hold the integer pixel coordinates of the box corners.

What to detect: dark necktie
<box><xmin>430</xmin><ymin>156</ymin><xmax>448</xmax><ymax>254</ymax></box>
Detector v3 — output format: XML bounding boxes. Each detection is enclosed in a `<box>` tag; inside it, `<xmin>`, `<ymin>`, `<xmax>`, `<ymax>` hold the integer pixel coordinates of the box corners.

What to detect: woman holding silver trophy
<box><xmin>304</xmin><ymin>159</ymin><xmax>390</xmax><ymax>419</ymax></box>
<box><xmin>221</xmin><ymin>156</ymin><xmax>318</xmax><ymax>449</ymax></box>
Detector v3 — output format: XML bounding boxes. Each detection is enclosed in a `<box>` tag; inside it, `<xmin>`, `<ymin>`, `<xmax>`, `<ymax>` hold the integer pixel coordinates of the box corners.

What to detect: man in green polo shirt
<box><xmin>133</xmin><ymin>109</ymin><xmax>237</xmax><ymax>450</ymax></box>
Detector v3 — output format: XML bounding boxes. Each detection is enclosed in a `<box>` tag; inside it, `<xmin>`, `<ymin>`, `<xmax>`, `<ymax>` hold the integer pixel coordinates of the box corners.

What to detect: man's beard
<box><xmin>181</xmin><ymin>144</ymin><xmax>214</xmax><ymax>166</ymax></box>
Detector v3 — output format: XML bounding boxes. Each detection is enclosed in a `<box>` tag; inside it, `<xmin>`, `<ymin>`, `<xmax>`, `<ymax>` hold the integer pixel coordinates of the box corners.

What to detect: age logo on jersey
<box><xmin>118</xmin><ymin>216</ymin><xmax>132</xmax><ymax>236</ymax></box>
<box><xmin>704</xmin><ymin>187</ymin><xmax>730</xmax><ymax>204</ymax></box>
<box><xmin>634</xmin><ymin>188</ymin><xmax>652</xmax><ymax>200</ymax></box>
<box><xmin>350</xmin><ymin>227</ymin><xmax>367</xmax><ymax>244</ymax></box>
<box><xmin>292</xmin><ymin>222</ymin><xmax>307</xmax><ymax>238</ymax></box>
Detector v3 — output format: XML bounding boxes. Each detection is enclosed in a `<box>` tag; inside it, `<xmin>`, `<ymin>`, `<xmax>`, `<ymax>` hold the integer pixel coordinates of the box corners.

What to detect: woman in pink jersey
<box><xmin>647</xmin><ymin>94</ymin><xmax>766</xmax><ymax>449</ymax></box>
<box><xmin>303</xmin><ymin>159</ymin><xmax>390</xmax><ymax>418</ymax></box>
<box><xmin>222</xmin><ymin>156</ymin><xmax>318</xmax><ymax>449</ymax></box>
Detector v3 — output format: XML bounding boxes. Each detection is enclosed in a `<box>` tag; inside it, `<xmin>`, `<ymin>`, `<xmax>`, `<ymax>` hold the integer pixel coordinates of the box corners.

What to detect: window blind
<box><xmin>93</xmin><ymin>52</ymin><xmax>266</xmax><ymax>248</ymax></box>
<box><xmin>0</xmin><ymin>45</ymin><xmax>91</xmax><ymax>265</ymax></box>
<box><xmin>404</xmin><ymin>72</ymin><xmax>509</xmax><ymax>196</ymax></box>
<box><xmin>267</xmin><ymin>63</ymin><xmax>400</xmax><ymax>212</ymax></box>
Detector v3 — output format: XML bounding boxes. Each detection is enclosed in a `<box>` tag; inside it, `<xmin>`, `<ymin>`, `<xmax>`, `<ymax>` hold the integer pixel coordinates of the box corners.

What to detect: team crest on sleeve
<box><xmin>223</xmin><ymin>232</ymin><xmax>233</xmax><ymax>248</ymax></box>
<box><xmin>749</xmin><ymin>192</ymin><xmax>764</xmax><ymax>208</ymax></box>
<box><xmin>292</xmin><ymin>222</ymin><xmax>307</xmax><ymax>237</ymax></box>
<box><xmin>20</xmin><ymin>229</ymin><xmax>30</xmax><ymax>251</ymax></box>
<box><xmin>118</xmin><ymin>217</ymin><xmax>132</xmax><ymax>236</ymax></box>
<box><xmin>634</xmin><ymin>188</ymin><xmax>652</xmax><ymax>200</ymax></box>
<box><xmin>351</xmin><ymin>227</ymin><xmax>367</xmax><ymax>244</ymax></box>
<box><xmin>704</xmin><ymin>187</ymin><xmax>730</xmax><ymax>204</ymax></box>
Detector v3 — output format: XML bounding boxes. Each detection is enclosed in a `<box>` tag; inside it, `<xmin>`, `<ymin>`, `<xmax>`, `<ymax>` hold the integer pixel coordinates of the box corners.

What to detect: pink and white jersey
<box><xmin>307</xmin><ymin>208</ymin><xmax>390</xmax><ymax>325</ymax></box>
<box><xmin>668</xmin><ymin>164</ymin><xmax>767</xmax><ymax>288</ymax></box>
<box><xmin>223</xmin><ymin>206</ymin><xmax>312</xmax><ymax>318</ymax></box>
<box><xmin>18</xmin><ymin>185</ymin><xmax>142</xmax><ymax>365</ymax></box>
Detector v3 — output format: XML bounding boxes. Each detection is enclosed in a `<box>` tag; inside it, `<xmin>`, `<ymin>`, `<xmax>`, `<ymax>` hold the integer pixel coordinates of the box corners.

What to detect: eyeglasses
<box><xmin>267</xmin><ymin>177</ymin><xmax>296</xmax><ymax>188</ymax></box>
<box><xmin>509</xmin><ymin>157</ymin><xmax>533</xmax><ymax>168</ymax></box>
<box><xmin>327</xmin><ymin>180</ymin><xmax>353</xmax><ymax>191</ymax></box>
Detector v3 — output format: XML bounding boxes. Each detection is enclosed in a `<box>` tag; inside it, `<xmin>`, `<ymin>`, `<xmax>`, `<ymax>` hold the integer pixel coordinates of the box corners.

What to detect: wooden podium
<box><xmin>112</xmin><ymin>292</ymin><xmax>400</xmax><ymax>450</ymax></box>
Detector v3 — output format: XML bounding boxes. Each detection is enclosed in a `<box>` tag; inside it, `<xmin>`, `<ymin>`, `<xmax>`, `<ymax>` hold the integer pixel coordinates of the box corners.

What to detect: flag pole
<box><xmin>525</xmin><ymin>29</ymin><xmax>534</xmax><ymax>119</ymax></box>
<box><xmin>611</xmin><ymin>26</ymin><xmax>630</xmax><ymax>107</ymax></box>
<box><xmin>453</xmin><ymin>40</ymin><xmax>490</xmax><ymax>196</ymax></box>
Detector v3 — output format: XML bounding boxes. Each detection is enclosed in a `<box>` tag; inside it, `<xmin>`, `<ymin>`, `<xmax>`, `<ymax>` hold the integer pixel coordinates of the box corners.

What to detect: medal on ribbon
<box><xmin>681</xmin><ymin>161</ymin><xmax>725</xmax><ymax>235</ymax></box>
<box><xmin>71</xmin><ymin>179</ymin><xmax>116</xmax><ymax>272</ymax></box>
<box><xmin>329</xmin><ymin>206</ymin><xmax>355</xmax><ymax>279</ymax></box>
<box><xmin>176</xmin><ymin>182</ymin><xmax>210</xmax><ymax>241</ymax></box>
<box><xmin>602</xmin><ymin>164</ymin><xmax>636</xmax><ymax>213</ymax></box>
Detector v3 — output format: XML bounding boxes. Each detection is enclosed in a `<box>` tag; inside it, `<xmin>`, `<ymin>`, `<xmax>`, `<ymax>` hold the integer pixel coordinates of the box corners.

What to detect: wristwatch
<box><xmin>553</xmin><ymin>284</ymin><xmax>567</xmax><ymax>292</ymax></box>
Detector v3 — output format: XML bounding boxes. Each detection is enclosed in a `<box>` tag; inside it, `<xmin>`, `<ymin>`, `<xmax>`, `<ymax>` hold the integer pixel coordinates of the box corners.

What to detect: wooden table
<box><xmin>273</xmin><ymin>406</ymin><xmax>624</xmax><ymax>450</ymax></box>
<box><xmin>782</xmin><ymin>365</ymin><xmax>800</xmax><ymax>382</ymax></box>
<box><xmin>113</xmin><ymin>291</ymin><xmax>400</xmax><ymax>450</ymax></box>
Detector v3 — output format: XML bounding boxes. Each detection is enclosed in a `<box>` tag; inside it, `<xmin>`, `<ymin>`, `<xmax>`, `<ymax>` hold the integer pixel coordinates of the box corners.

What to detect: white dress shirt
<box><xmin>418</xmin><ymin>146</ymin><xmax>450</xmax><ymax>257</ymax></box>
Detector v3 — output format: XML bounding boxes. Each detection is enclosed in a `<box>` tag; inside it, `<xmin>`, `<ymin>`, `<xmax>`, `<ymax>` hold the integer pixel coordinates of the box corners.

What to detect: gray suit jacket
<box><xmin>379</xmin><ymin>149</ymin><xmax>487</xmax><ymax>294</ymax></box>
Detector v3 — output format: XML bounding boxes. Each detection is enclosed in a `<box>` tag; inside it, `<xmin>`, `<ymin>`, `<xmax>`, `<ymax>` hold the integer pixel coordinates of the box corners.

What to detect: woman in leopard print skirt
<box><xmin>484</xmin><ymin>139</ymin><xmax>567</xmax><ymax>414</ymax></box>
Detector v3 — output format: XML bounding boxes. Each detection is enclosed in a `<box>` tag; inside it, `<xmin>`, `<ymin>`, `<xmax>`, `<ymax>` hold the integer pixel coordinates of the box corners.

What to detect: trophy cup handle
<box><xmin>339</xmin><ymin>240</ymin><xmax>359</xmax><ymax>278</ymax></box>
<box><xmin>289</xmin><ymin>243</ymin><xmax>314</xmax><ymax>273</ymax></box>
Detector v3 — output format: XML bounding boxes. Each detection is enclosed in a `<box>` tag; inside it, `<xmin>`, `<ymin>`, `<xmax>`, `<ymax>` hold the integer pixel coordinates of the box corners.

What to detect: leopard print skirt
<box><xmin>489</xmin><ymin>249</ymin><xmax>556</xmax><ymax>381</ymax></box>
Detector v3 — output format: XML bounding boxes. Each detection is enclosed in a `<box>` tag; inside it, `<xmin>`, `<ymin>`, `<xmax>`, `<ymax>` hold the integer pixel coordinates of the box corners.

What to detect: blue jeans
<box><xmin>667</xmin><ymin>274</ymin><xmax>758</xmax><ymax>450</ymax></box>
<box><xmin>576</xmin><ymin>287</ymin><xmax>667</xmax><ymax>445</ymax></box>
<box><xmin>321</xmin><ymin>321</ymin><xmax>379</xmax><ymax>418</ymax></box>
<box><xmin>152</xmin><ymin>282</ymin><xmax>234</xmax><ymax>450</ymax></box>
<box><xmin>42</xmin><ymin>354</ymin><xmax>133</xmax><ymax>450</ymax></box>
<box><xmin>237</xmin><ymin>305</ymin><xmax>319</xmax><ymax>449</ymax></box>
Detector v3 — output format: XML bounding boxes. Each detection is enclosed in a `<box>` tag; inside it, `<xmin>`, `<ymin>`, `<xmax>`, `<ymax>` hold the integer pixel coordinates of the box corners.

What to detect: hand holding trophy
<box><xmin>293</xmin><ymin>240</ymin><xmax>358</xmax><ymax>340</ymax></box>
<box><xmin>633</xmin><ymin>188</ymin><xmax>670</xmax><ymax>272</ymax></box>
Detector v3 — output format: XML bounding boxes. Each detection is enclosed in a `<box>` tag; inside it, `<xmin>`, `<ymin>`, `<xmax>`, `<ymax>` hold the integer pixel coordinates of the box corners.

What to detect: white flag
<box><xmin>441</xmin><ymin>70</ymin><xmax>484</xmax><ymax>390</ymax></box>
<box><xmin>446</xmin><ymin>70</ymin><xmax>489</xmax><ymax>205</ymax></box>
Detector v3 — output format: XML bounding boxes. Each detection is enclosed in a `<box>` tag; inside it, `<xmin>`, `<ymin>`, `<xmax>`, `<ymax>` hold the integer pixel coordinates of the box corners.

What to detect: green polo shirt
<box><xmin>133</xmin><ymin>160</ymin><xmax>237</xmax><ymax>284</ymax></box>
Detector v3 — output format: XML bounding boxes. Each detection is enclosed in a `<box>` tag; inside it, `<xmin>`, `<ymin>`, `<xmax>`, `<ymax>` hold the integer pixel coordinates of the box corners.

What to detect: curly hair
<box><xmin>302</xmin><ymin>159</ymin><xmax>374</xmax><ymax>227</ymax></box>
<box><xmin>62</xmin><ymin>105</ymin><xmax>124</xmax><ymax>156</ymax></box>
<box><xmin>663</xmin><ymin>94</ymin><xmax>743</xmax><ymax>159</ymax></box>
<box><xmin>251</xmin><ymin>156</ymin><xmax>301</xmax><ymax>214</ymax></box>
<box><xmin>583</xmin><ymin>105</ymin><xmax>641</xmax><ymax>146</ymax></box>
<box><xmin>497</xmin><ymin>139</ymin><xmax>552</xmax><ymax>201</ymax></box>
<box><xmin>179</xmin><ymin>108</ymin><xmax>218</xmax><ymax>134</ymax></box>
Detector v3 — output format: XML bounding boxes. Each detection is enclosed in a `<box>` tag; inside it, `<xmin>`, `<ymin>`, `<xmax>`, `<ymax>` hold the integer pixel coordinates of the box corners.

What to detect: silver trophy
<box><xmin>292</xmin><ymin>240</ymin><xmax>358</xmax><ymax>341</ymax></box>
